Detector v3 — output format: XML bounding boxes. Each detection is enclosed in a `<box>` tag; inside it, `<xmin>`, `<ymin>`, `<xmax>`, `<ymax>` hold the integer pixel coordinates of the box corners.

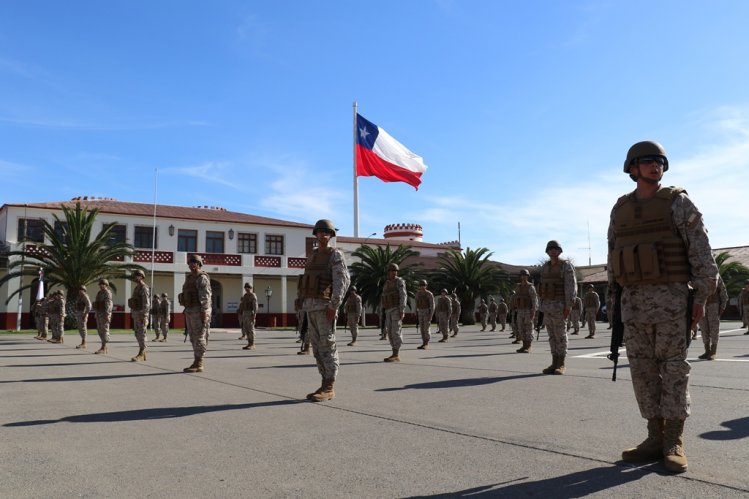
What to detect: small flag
<box><xmin>355</xmin><ymin>113</ymin><xmax>428</xmax><ymax>190</ymax></box>
<box><xmin>36</xmin><ymin>268</ymin><xmax>45</xmax><ymax>301</ymax></box>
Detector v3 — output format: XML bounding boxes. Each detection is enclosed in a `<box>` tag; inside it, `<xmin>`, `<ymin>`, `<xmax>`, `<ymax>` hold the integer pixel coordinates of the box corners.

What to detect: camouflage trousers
<box><xmin>698</xmin><ymin>303</ymin><xmax>720</xmax><ymax>347</ymax></box>
<box><xmin>296</xmin><ymin>311</ymin><xmax>305</xmax><ymax>334</ymax></box>
<box><xmin>185</xmin><ymin>308</ymin><xmax>210</xmax><ymax>359</ymax></box>
<box><xmin>49</xmin><ymin>316</ymin><xmax>64</xmax><ymax>340</ymax></box>
<box><xmin>307</xmin><ymin>308</ymin><xmax>339</xmax><ymax>380</ymax></box>
<box><xmin>133</xmin><ymin>312</ymin><xmax>148</xmax><ymax>349</ymax></box>
<box><xmin>347</xmin><ymin>313</ymin><xmax>360</xmax><ymax>342</ymax></box>
<box><xmin>450</xmin><ymin>314</ymin><xmax>460</xmax><ymax>335</ymax></box>
<box><xmin>385</xmin><ymin>308</ymin><xmax>403</xmax><ymax>350</ymax></box>
<box><xmin>152</xmin><ymin>315</ymin><xmax>162</xmax><ymax>336</ymax></box>
<box><xmin>742</xmin><ymin>309</ymin><xmax>749</xmax><ymax>330</ymax></box>
<box><xmin>479</xmin><ymin>313</ymin><xmax>487</xmax><ymax>329</ymax></box>
<box><xmin>585</xmin><ymin>309</ymin><xmax>597</xmax><ymax>335</ymax></box>
<box><xmin>36</xmin><ymin>316</ymin><xmax>49</xmax><ymax>337</ymax></box>
<box><xmin>416</xmin><ymin>309</ymin><xmax>432</xmax><ymax>343</ymax></box>
<box><xmin>241</xmin><ymin>311</ymin><xmax>256</xmax><ymax>343</ymax></box>
<box><xmin>95</xmin><ymin>312</ymin><xmax>111</xmax><ymax>344</ymax></box>
<box><xmin>624</xmin><ymin>316</ymin><xmax>691</xmax><ymax>420</ymax></box>
<box><xmin>436</xmin><ymin>312</ymin><xmax>450</xmax><ymax>339</ymax></box>
<box><xmin>77</xmin><ymin>312</ymin><xmax>88</xmax><ymax>340</ymax></box>
<box><xmin>568</xmin><ymin>310</ymin><xmax>581</xmax><ymax>333</ymax></box>
<box><xmin>497</xmin><ymin>313</ymin><xmax>506</xmax><ymax>329</ymax></box>
<box><xmin>488</xmin><ymin>312</ymin><xmax>497</xmax><ymax>330</ymax></box>
<box><xmin>544</xmin><ymin>310</ymin><xmax>568</xmax><ymax>355</ymax></box>
<box><xmin>159</xmin><ymin>313</ymin><xmax>170</xmax><ymax>337</ymax></box>
<box><xmin>516</xmin><ymin>309</ymin><xmax>534</xmax><ymax>343</ymax></box>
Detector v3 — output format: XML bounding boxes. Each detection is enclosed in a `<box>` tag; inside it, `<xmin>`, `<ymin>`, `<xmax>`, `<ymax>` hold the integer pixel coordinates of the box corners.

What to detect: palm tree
<box><xmin>430</xmin><ymin>247</ymin><xmax>510</xmax><ymax>325</ymax></box>
<box><xmin>348</xmin><ymin>244</ymin><xmax>424</xmax><ymax>314</ymax></box>
<box><xmin>1</xmin><ymin>202</ymin><xmax>145</xmax><ymax>315</ymax></box>
<box><xmin>715</xmin><ymin>251</ymin><xmax>749</xmax><ymax>299</ymax></box>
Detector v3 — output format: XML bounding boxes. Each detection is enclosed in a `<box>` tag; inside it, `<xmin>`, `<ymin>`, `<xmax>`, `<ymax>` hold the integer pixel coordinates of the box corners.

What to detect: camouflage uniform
<box><xmin>488</xmin><ymin>298</ymin><xmax>498</xmax><ymax>331</ymax></box>
<box><xmin>294</xmin><ymin>297</ymin><xmax>305</xmax><ymax>339</ymax></box>
<box><xmin>158</xmin><ymin>294</ymin><xmax>171</xmax><ymax>340</ymax></box>
<box><xmin>415</xmin><ymin>285</ymin><xmax>435</xmax><ymax>348</ymax></box>
<box><xmin>74</xmin><ymin>288</ymin><xmax>92</xmax><ymax>346</ymax></box>
<box><xmin>449</xmin><ymin>293</ymin><xmax>461</xmax><ymax>337</ymax></box>
<box><xmin>94</xmin><ymin>286</ymin><xmax>113</xmax><ymax>348</ymax></box>
<box><xmin>497</xmin><ymin>298</ymin><xmax>508</xmax><ymax>331</ymax></box>
<box><xmin>697</xmin><ymin>276</ymin><xmax>728</xmax><ymax>360</ymax></box>
<box><xmin>345</xmin><ymin>290</ymin><xmax>362</xmax><ymax>345</ymax></box>
<box><xmin>32</xmin><ymin>299</ymin><xmax>48</xmax><ymax>340</ymax></box>
<box><xmin>513</xmin><ymin>278</ymin><xmax>538</xmax><ymax>351</ymax></box>
<box><xmin>739</xmin><ymin>285</ymin><xmax>749</xmax><ymax>333</ymax></box>
<box><xmin>239</xmin><ymin>286</ymin><xmax>258</xmax><ymax>348</ymax></box>
<box><xmin>151</xmin><ymin>294</ymin><xmax>162</xmax><ymax>339</ymax></box>
<box><xmin>435</xmin><ymin>291</ymin><xmax>452</xmax><ymax>342</ymax></box>
<box><xmin>538</xmin><ymin>246</ymin><xmax>577</xmax><ymax>374</ymax></box>
<box><xmin>382</xmin><ymin>274</ymin><xmax>407</xmax><ymax>352</ymax></box>
<box><xmin>568</xmin><ymin>296</ymin><xmax>582</xmax><ymax>334</ymax></box>
<box><xmin>46</xmin><ymin>292</ymin><xmax>66</xmax><ymax>343</ymax></box>
<box><xmin>478</xmin><ymin>300</ymin><xmax>488</xmax><ymax>331</ymax></box>
<box><xmin>130</xmin><ymin>280</ymin><xmax>151</xmax><ymax>352</ymax></box>
<box><xmin>182</xmin><ymin>270</ymin><xmax>212</xmax><ymax>363</ymax></box>
<box><xmin>508</xmin><ymin>292</ymin><xmax>518</xmax><ymax>339</ymax></box>
<box><xmin>583</xmin><ymin>288</ymin><xmax>600</xmax><ymax>338</ymax></box>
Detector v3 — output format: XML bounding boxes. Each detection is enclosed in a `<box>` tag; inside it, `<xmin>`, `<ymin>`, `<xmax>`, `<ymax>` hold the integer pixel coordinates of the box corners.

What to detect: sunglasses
<box><xmin>637</xmin><ymin>156</ymin><xmax>665</xmax><ymax>166</ymax></box>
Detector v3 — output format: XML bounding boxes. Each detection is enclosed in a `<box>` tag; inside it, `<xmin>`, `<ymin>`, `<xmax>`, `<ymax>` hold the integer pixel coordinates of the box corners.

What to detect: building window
<box><xmin>107</xmin><ymin>224</ymin><xmax>127</xmax><ymax>245</ymax></box>
<box><xmin>134</xmin><ymin>226</ymin><xmax>157</xmax><ymax>249</ymax></box>
<box><xmin>17</xmin><ymin>218</ymin><xmax>44</xmax><ymax>243</ymax></box>
<box><xmin>178</xmin><ymin>229</ymin><xmax>197</xmax><ymax>252</ymax></box>
<box><xmin>53</xmin><ymin>221</ymin><xmax>69</xmax><ymax>242</ymax></box>
<box><xmin>237</xmin><ymin>233</ymin><xmax>257</xmax><ymax>254</ymax></box>
<box><xmin>206</xmin><ymin>231</ymin><xmax>224</xmax><ymax>253</ymax></box>
<box><xmin>265</xmin><ymin>234</ymin><xmax>284</xmax><ymax>255</ymax></box>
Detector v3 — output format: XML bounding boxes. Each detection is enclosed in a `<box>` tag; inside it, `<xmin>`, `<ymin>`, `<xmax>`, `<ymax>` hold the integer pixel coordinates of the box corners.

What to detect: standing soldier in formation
<box><xmin>46</xmin><ymin>290</ymin><xmax>66</xmax><ymax>344</ymax></box>
<box><xmin>568</xmin><ymin>294</ymin><xmax>582</xmax><ymax>335</ymax></box>
<box><xmin>514</xmin><ymin>269</ymin><xmax>538</xmax><ymax>353</ymax></box>
<box><xmin>739</xmin><ymin>280</ymin><xmax>749</xmax><ymax>334</ymax></box>
<box><xmin>238</xmin><ymin>283</ymin><xmax>258</xmax><ymax>350</ymax></box>
<box><xmin>608</xmin><ymin>140</ymin><xmax>718</xmax><ymax>473</ymax></box>
<box><xmin>435</xmin><ymin>289</ymin><xmax>452</xmax><ymax>343</ymax></box>
<box><xmin>181</xmin><ymin>255</ymin><xmax>212</xmax><ymax>371</ymax></box>
<box><xmin>93</xmin><ymin>279</ymin><xmax>113</xmax><ymax>354</ymax></box>
<box><xmin>294</xmin><ymin>295</ymin><xmax>304</xmax><ymax>343</ymax></box>
<box><xmin>32</xmin><ymin>297</ymin><xmax>48</xmax><ymax>341</ymax></box>
<box><xmin>382</xmin><ymin>263</ymin><xmax>407</xmax><ymax>362</ymax></box>
<box><xmin>538</xmin><ymin>240</ymin><xmax>577</xmax><ymax>375</ymax></box>
<box><xmin>158</xmin><ymin>293</ymin><xmax>171</xmax><ymax>341</ymax></box>
<box><xmin>497</xmin><ymin>297</ymin><xmax>508</xmax><ymax>332</ymax></box>
<box><xmin>449</xmin><ymin>292</ymin><xmax>461</xmax><ymax>337</ymax></box>
<box><xmin>509</xmin><ymin>291</ymin><xmax>518</xmax><ymax>341</ymax></box>
<box><xmin>297</xmin><ymin>219</ymin><xmax>349</xmax><ymax>402</ymax></box>
<box><xmin>151</xmin><ymin>293</ymin><xmax>162</xmax><ymax>341</ymax></box>
<box><xmin>129</xmin><ymin>270</ymin><xmax>150</xmax><ymax>361</ymax></box>
<box><xmin>478</xmin><ymin>299</ymin><xmax>488</xmax><ymax>331</ymax></box>
<box><xmin>74</xmin><ymin>286</ymin><xmax>92</xmax><ymax>349</ymax></box>
<box><xmin>583</xmin><ymin>285</ymin><xmax>600</xmax><ymax>338</ymax></box>
<box><xmin>697</xmin><ymin>275</ymin><xmax>728</xmax><ymax>360</ymax></box>
<box><xmin>415</xmin><ymin>280</ymin><xmax>435</xmax><ymax>349</ymax></box>
<box><xmin>345</xmin><ymin>286</ymin><xmax>362</xmax><ymax>346</ymax></box>
<box><xmin>488</xmin><ymin>297</ymin><xmax>498</xmax><ymax>331</ymax></box>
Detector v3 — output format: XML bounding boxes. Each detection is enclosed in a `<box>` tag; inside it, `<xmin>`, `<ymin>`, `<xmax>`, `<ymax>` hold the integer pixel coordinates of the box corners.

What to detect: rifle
<box><xmin>607</xmin><ymin>284</ymin><xmax>623</xmax><ymax>381</ymax></box>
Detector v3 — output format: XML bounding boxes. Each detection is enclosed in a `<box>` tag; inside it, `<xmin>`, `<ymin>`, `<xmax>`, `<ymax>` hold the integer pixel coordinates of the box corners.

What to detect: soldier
<box><xmin>158</xmin><ymin>292</ymin><xmax>171</xmax><ymax>341</ymax></box>
<box><xmin>509</xmin><ymin>291</ymin><xmax>518</xmax><ymax>341</ymax></box>
<box><xmin>129</xmin><ymin>270</ymin><xmax>150</xmax><ymax>361</ymax></box>
<box><xmin>435</xmin><ymin>289</ymin><xmax>452</xmax><ymax>343</ymax></box>
<box><xmin>382</xmin><ymin>263</ymin><xmax>407</xmax><ymax>362</ymax></box>
<box><xmin>294</xmin><ymin>295</ymin><xmax>304</xmax><ymax>343</ymax></box>
<box><xmin>151</xmin><ymin>293</ymin><xmax>162</xmax><ymax>341</ymax></box>
<box><xmin>238</xmin><ymin>283</ymin><xmax>258</xmax><ymax>350</ymax></box>
<box><xmin>73</xmin><ymin>286</ymin><xmax>92</xmax><ymax>349</ymax></box>
<box><xmin>583</xmin><ymin>285</ymin><xmax>600</xmax><ymax>338</ymax></box>
<box><xmin>93</xmin><ymin>279</ymin><xmax>113</xmax><ymax>353</ymax></box>
<box><xmin>32</xmin><ymin>298</ymin><xmax>48</xmax><ymax>340</ymax></box>
<box><xmin>345</xmin><ymin>286</ymin><xmax>362</xmax><ymax>346</ymax></box>
<box><xmin>608</xmin><ymin>140</ymin><xmax>718</xmax><ymax>473</ymax></box>
<box><xmin>488</xmin><ymin>297</ymin><xmax>498</xmax><ymax>331</ymax></box>
<box><xmin>569</xmin><ymin>295</ymin><xmax>582</xmax><ymax>335</ymax></box>
<box><xmin>181</xmin><ymin>255</ymin><xmax>212</xmax><ymax>371</ymax></box>
<box><xmin>497</xmin><ymin>297</ymin><xmax>508</xmax><ymax>332</ymax></box>
<box><xmin>538</xmin><ymin>240</ymin><xmax>577</xmax><ymax>375</ymax></box>
<box><xmin>478</xmin><ymin>299</ymin><xmax>488</xmax><ymax>331</ymax></box>
<box><xmin>514</xmin><ymin>269</ymin><xmax>538</xmax><ymax>353</ymax></box>
<box><xmin>449</xmin><ymin>292</ymin><xmax>462</xmax><ymax>337</ymax></box>
<box><xmin>739</xmin><ymin>280</ymin><xmax>749</xmax><ymax>334</ymax></box>
<box><xmin>415</xmin><ymin>280</ymin><xmax>435</xmax><ymax>349</ymax></box>
<box><xmin>298</xmin><ymin>219</ymin><xmax>350</xmax><ymax>402</ymax></box>
<box><xmin>46</xmin><ymin>290</ymin><xmax>66</xmax><ymax>344</ymax></box>
<box><xmin>697</xmin><ymin>276</ymin><xmax>728</xmax><ymax>360</ymax></box>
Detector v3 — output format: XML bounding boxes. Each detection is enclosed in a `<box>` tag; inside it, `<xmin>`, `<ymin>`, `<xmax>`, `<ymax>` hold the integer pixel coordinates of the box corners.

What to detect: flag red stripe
<box><xmin>356</xmin><ymin>145</ymin><xmax>422</xmax><ymax>190</ymax></box>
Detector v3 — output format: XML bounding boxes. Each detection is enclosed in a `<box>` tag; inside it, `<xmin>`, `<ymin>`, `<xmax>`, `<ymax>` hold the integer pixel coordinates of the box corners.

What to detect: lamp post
<box><xmin>264</xmin><ymin>286</ymin><xmax>272</xmax><ymax>313</ymax></box>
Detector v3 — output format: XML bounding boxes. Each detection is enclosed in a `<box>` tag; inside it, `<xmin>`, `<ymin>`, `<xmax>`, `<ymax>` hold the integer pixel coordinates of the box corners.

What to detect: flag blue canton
<box><xmin>356</xmin><ymin>114</ymin><xmax>379</xmax><ymax>150</ymax></box>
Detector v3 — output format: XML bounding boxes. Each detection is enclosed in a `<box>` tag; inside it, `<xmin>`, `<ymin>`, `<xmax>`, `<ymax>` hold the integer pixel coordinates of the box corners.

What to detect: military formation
<box><xmin>26</xmin><ymin>141</ymin><xmax>746</xmax><ymax>476</ymax></box>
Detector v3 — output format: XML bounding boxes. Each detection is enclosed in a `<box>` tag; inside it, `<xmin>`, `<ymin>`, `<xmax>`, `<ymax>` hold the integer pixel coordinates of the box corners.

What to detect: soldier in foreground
<box><xmin>415</xmin><ymin>280</ymin><xmax>435</xmax><ymax>349</ymax></box>
<box><xmin>239</xmin><ymin>283</ymin><xmax>258</xmax><ymax>350</ymax></box>
<box><xmin>158</xmin><ymin>293</ymin><xmax>171</xmax><ymax>341</ymax></box>
<box><xmin>93</xmin><ymin>279</ymin><xmax>113</xmax><ymax>354</ymax></box>
<box><xmin>74</xmin><ymin>286</ymin><xmax>92</xmax><ymax>349</ymax></box>
<box><xmin>298</xmin><ymin>219</ymin><xmax>349</xmax><ymax>402</ymax></box>
<box><xmin>538</xmin><ymin>240</ymin><xmax>577</xmax><ymax>375</ymax></box>
<box><xmin>345</xmin><ymin>286</ymin><xmax>362</xmax><ymax>346</ymax></box>
<box><xmin>435</xmin><ymin>289</ymin><xmax>452</xmax><ymax>343</ymax></box>
<box><xmin>583</xmin><ymin>285</ymin><xmax>600</xmax><ymax>338</ymax></box>
<box><xmin>181</xmin><ymin>255</ymin><xmax>212</xmax><ymax>372</ymax></box>
<box><xmin>697</xmin><ymin>276</ymin><xmax>728</xmax><ymax>360</ymax></box>
<box><xmin>608</xmin><ymin>140</ymin><xmax>718</xmax><ymax>473</ymax></box>
<box><xmin>382</xmin><ymin>263</ymin><xmax>407</xmax><ymax>362</ymax></box>
<box><xmin>514</xmin><ymin>269</ymin><xmax>537</xmax><ymax>353</ymax></box>
<box><xmin>449</xmin><ymin>292</ymin><xmax>461</xmax><ymax>337</ymax></box>
<box><xmin>129</xmin><ymin>270</ymin><xmax>150</xmax><ymax>361</ymax></box>
<box><xmin>47</xmin><ymin>290</ymin><xmax>66</xmax><ymax>344</ymax></box>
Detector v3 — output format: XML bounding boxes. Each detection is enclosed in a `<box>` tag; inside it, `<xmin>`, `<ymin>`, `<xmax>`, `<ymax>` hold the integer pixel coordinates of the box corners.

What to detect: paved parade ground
<box><xmin>2</xmin><ymin>321</ymin><xmax>748</xmax><ymax>498</ymax></box>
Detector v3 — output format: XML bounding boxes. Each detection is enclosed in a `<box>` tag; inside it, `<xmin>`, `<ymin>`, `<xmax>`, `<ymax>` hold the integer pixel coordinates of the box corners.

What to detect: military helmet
<box><xmin>79</xmin><ymin>285</ymin><xmax>87</xmax><ymax>291</ymax></box>
<box><xmin>545</xmin><ymin>240</ymin><xmax>562</xmax><ymax>252</ymax></box>
<box><xmin>161</xmin><ymin>292</ymin><xmax>168</xmax><ymax>298</ymax></box>
<box><xmin>419</xmin><ymin>279</ymin><xmax>427</xmax><ymax>287</ymax></box>
<box><xmin>587</xmin><ymin>284</ymin><xmax>594</xmax><ymax>289</ymax></box>
<box><xmin>349</xmin><ymin>285</ymin><xmax>357</xmax><ymax>292</ymax></box>
<box><xmin>490</xmin><ymin>296</ymin><xmax>495</xmax><ymax>301</ymax></box>
<box><xmin>441</xmin><ymin>288</ymin><xmax>448</xmax><ymax>294</ymax></box>
<box><xmin>519</xmin><ymin>269</ymin><xmax>530</xmax><ymax>277</ymax></box>
<box><xmin>244</xmin><ymin>282</ymin><xmax>252</xmax><ymax>289</ymax></box>
<box><xmin>312</xmin><ymin>219</ymin><xmax>336</xmax><ymax>236</ymax></box>
<box><xmin>133</xmin><ymin>269</ymin><xmax>145</xmax><ymax>279</ymax></box>
<box><xmin>387</xmin><ymin>263</ymin><xmax>399</xmax><ymax>272</ymax></box>
<box><xmin>188</xmin><ymin>254</ymin><xmax>203</xmax><ymax>266</ymax></box>
<box><xmin>98</xmin><ymin>279</ymin><xmax>109</xmax><ymax>286</ymax></box>
<box><xmin>623</xmin><ymin>141</ymin><xmax>669</xmax><ymax>173</ymax></box>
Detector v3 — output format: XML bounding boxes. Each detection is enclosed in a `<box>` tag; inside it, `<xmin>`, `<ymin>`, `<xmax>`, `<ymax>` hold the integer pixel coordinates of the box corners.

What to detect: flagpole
<box><xmin>353</xmin><ymin>100</ymin><xmax>359</xmax><ymax>237</ymax></box>
<box><xmin>150</xmin><ymin>168</ymin><xmax>158</xmax><ymax>334</ymax></box>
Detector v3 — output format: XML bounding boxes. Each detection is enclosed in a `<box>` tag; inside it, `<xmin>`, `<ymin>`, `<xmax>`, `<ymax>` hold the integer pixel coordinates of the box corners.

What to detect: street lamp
<box><xmin>264</xmin><ymin>286</ymin><xmax>272</xmax><ymax>313</ymax></box>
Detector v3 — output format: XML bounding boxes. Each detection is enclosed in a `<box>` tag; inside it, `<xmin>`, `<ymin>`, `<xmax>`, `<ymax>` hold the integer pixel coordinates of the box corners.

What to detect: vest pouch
<box><xmin>637</xmin><ymin>243</ymin><xmax>661</xmax><ymax>281</ymax></box>
<box><xmin>622</xmin><ymin>245</ymin><xmax>639</xmax><ymax>282</ymax></box>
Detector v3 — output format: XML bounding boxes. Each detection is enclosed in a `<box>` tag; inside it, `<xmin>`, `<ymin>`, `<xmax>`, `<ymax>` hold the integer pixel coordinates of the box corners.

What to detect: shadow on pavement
<box><xmin>377</xmin><ymin>373</ymin><xmax>542</xmax><ymax>392</ymax></box>
<box><xmin>0</xmin><ymin>371</ymin><xmax>176</xmax><ymax>384</ymax></box>
<box><xmin>700</xmin><ymin>416</ymin><xmax>749</xmax><ymax>441</ymax></box>
<box><xmin>4</xmin><ymin>399</ymin><xmax>304</xmax><ymax>427</ymax></box>
<box><xmin>4</xmin><ymin>361</ymin><xmax>122</xmax><ymax>368</ymax></box>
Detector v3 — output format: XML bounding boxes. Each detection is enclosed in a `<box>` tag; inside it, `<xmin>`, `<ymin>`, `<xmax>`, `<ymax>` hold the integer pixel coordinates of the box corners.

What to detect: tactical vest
<box><xmin>345</xmin><ymin>295</ymin><xmax>359</xmax><ymax>313</ymax></box>
<box><xmin>240</xmin><ymin>293</ymin><xmax>256</xmax><ymax>312</ymax></box>
<box><xmin>572</xmin><ymin>298</ymin><xmax>581</xmax><ymax>311</ymax></box>
<box><xmin>514</xmin><ymin>283</ymin><xmax>533</xmax><ymax>309</ymax></box>
<box><xmin>539</xmin><ymin>261</ymin><xmax>566</xmax><ymax>301</ymax></box>
<box><xmin>451</xmin><ymin>298</ymin><xmax>461</xmax><ymax>315</ymax></box>
<box><xmin>382</xmin><ymin>278</ymin><xmax>401</xmax><ymax>309</ymax></box>
<box><xmin>94</xmin><ymin>291</ymin><xmax>108</xmax><ymax>312</ymax></box>
<box><xmin>611</xmin><ymin>187</ymin><xmax>690</xmax><ymax>286</ymax></box>
<box><xmin>416</xmin><ymin>290</ymin><xmax>432</xmax><ymax>309</ymax></box>
<box><xmin>436</xmin><ymin>296</ymin><xmax>450</xmax><ymax>313</ymax></box>
<box><xmin>182</xmin><ymin>271</ymin><xmax>208</xmax><ymax>307</ymax></box>
<box><xmin>75</xmin><ymin>296</ymin><xmax>88</xmax><ymax>312</ymax></box>
<box><xmin>299</xmin><ymin>247</ymin><xmax>334</xmax><ymax>300</ymax></box>
<box><xmin>584</xmin><ymin>292</ymin><xmax>598</xmax><ymax>308</ymax></box>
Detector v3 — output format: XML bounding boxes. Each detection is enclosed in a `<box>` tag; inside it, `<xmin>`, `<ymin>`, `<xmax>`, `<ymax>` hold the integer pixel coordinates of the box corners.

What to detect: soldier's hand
<box><xmin>326</xmin><ymin>307</ymin><xmax>336</xmax><ymax>322</ymax></box>
<box><xmin>691</xmin><ymin>302</ymin><xmax>705</xmax><ymax>329</ymax></box>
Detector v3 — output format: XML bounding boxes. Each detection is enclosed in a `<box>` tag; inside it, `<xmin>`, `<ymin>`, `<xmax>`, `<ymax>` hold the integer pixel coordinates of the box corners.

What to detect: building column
<box><xmin>172</xmin><ymin>272</ymin><xmax>185</xmax><ymax>328</ymax></box>
<box><xmin>281</xmin><ymin>275</ymin><xmax>288</xmax><ymax>327</ymax></box>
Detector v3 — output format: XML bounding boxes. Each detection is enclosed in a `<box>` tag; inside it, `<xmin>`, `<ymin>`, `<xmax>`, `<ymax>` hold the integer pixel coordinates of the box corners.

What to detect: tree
<box><xmin>715</xmin><ymin>251</ymin><xmax>749</xmax><ymax>299</ymax></box>
<box><xmin>348</xmin><ymin>244</ymin><xmax>424</xmax><ymax>314</ymax></box>
<box><xmin>430</xmin><ymin>247</ymin><xmax>510</xmax><ymax>325</ymax></box>
<box><xmin>1</xmin><ymin>203</ymin><xmax>145</xmax><ymax>317</ymax></box>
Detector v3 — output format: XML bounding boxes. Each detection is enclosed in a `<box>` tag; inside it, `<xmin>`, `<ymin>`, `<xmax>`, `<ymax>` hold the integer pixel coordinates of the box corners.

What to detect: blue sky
<box><xmin>2</xmin><ymin>1</ymin><xmax>748</xmax><ymax>266</ymax></box>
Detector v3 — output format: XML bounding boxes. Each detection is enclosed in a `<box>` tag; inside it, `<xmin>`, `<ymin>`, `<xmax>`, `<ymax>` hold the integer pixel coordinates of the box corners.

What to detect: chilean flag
<box><xmin>355</xmin><ymin>113</ymin><xmax>428</xmax><ymax>190</ymax></box>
